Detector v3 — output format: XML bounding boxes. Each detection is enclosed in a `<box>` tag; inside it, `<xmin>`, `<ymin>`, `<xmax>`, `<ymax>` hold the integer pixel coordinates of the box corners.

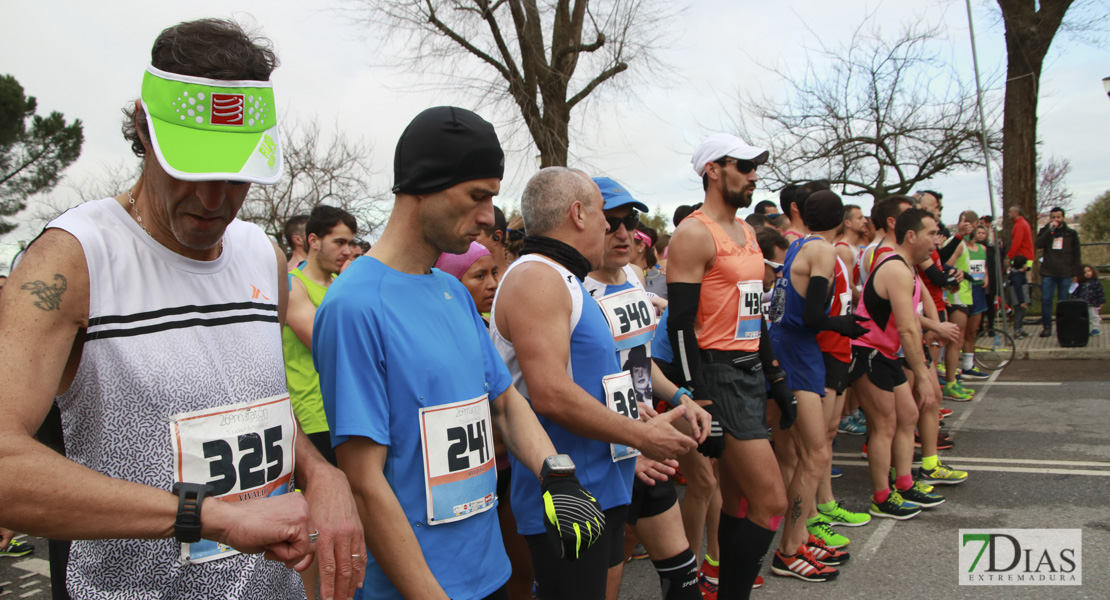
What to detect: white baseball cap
<box><xmin>691</xmin><ymin>133</ymin><xmax>769</xmax><ymax>177</ymax></box>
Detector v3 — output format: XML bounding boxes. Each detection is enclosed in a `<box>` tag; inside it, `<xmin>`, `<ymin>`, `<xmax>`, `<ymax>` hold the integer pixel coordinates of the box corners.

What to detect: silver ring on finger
<box><xmin>309</xmin><ymin>529</ymin><xmax>319</xmax><ymax>543</ymax></box>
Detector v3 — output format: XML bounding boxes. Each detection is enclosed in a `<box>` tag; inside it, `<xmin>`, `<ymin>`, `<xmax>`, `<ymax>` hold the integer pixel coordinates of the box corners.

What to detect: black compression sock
<box><xmin>717</xmin><ymin>513</ymin><xmax>776</xmax><ymax>600</ymax></box>
<box><xmin>652</xmin><ymin>549</ymin><xmax>700</xmax><ymax>600</ymax></box>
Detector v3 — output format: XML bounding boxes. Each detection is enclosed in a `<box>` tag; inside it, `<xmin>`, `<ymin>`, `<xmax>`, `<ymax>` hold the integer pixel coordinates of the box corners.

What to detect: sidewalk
<box><xmin>1010</xmin><ymin>320</ymin><xmax>1110</xmax><ymax>360</ymax></box>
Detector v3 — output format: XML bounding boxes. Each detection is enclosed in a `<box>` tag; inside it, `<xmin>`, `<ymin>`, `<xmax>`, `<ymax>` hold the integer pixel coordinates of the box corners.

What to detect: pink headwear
<box><xmin>434</xmin><ymin>242</ymin><xmax>491</xmax><ymax>280</ymax></box>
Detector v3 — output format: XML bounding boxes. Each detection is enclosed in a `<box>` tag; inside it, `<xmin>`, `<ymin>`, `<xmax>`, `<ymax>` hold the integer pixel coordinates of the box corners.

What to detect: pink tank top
<box><xmin>852</xmin><ymin>253</ymin><xmax>920</xmax><ymax>360</ymax></box>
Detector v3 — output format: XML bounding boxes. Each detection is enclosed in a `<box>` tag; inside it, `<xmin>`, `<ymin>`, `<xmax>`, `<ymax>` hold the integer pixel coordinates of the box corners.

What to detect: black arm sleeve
<box><xmin>667</xmin><ymin>282</ymin><xmax>704</xmax><ymax>392</ymax></box>
<box><xmin>758</xmin><ymin>319</ymin><xmax>782</xmax><ymax>380</ymax></box>
<box><xmin>922</xmin><ymin>264</ymin><xmax>949</xmax><ymax>288</ymax></box>
<box><xmin>802</xmin><ymin>276</ymin><xmax>833</xmax><ymax>330</ymax></box>
<box><xmin>937</xmin><ymin>236</ymin><xmax>963</xmax><ymax>263</ymax></box>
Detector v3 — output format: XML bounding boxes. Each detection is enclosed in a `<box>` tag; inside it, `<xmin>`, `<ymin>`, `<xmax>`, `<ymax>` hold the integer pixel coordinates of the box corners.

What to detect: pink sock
<box><xmin>895</xmin><ymin>474</ymin><xmax>913</xmax><ymax>491</ymax></box>
<box><xmin>873</xmin><ymin>487</ymin><xmax>891</xmax><ymax>504</ymax></box>
<box><xmin>769</xmin><ymin>516</ymin><xmax>783</xmax><ymax>531</ymax></box>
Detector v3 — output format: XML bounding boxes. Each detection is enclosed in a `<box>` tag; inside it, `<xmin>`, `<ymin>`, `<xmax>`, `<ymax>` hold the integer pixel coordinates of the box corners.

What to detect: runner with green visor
<box><xmin>140</xmin><ymin>65</ymin><xmax>283</xmax><ymax>183</ymax></box>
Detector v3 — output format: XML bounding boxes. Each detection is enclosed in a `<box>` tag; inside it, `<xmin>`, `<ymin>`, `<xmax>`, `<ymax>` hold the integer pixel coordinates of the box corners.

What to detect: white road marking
<box><xmin>12</xmin><ymin>559</ymin><xmax>49</xmax><ymax>578</ymax></box>
<box><xmin>960</xmin><ymin>381</ymin><xmax>1062</xmax><ymax>386</ymax></box>
<box><xmin>863</xmin><ymin>519</ymin><xmax>896</xmax><ymax>558</ymax></box>
<box><xmin>831</xmin><ymin>459</ymin><xmax>1110</xmax><ymax>477</ymax></box>
<box><xmin>946</xmin><ymin>368</ymin><xmax>1002</xmax><ymax>437</ymax></box>
<box><xmin>831</xmin><ymin>453</ymin><xmax>1110</xmax><ymax>468</ymax></box>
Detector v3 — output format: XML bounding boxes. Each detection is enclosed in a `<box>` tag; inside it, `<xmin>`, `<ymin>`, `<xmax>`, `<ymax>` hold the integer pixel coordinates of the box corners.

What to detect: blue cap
<box><xmin>593</xmin><ymin>176</ymin><xmax>649</xmax><ymax>213</ymax></box>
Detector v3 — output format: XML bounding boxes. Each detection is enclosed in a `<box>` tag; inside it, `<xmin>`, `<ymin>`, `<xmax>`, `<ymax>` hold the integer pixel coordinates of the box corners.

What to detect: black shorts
<box><xmin>528</xmin><ymin>504</ymin><xmax>628</xmax><ymax>599</ymax></box>
<box><xmin>822</xmin><ymin>353</ymin><xmax>852</xmax><ymax>395</ymax></box>
<box><xmin>626</xmin><ymin>477</ymin><xmax>678</xmax><ymax>526</ymax></box>
<box><xmin>306</xmin><ymin>431</ymin><xmax>338</xmax><ymax>467</ymax></box>
<box><xmin>948</xmin><ymin>304</ymin><xmax>970</xmax><ymax>316</ymax></box>
<box><xmin>700</xmin><ymin>360</ymin><xmax>768</xmax><ymax>440</ymax></box>
<box><xmin>849</xmin><ymin>346</ymin><xmax>908</xmax><ymax>392</ymax></box>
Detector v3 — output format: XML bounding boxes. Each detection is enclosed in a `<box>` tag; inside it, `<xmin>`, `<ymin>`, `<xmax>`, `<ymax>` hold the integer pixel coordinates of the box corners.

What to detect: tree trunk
<box><xmin>996</xmin><ymin>0</ymin><xmax>1073</xmax><ymax>244</ymax></box>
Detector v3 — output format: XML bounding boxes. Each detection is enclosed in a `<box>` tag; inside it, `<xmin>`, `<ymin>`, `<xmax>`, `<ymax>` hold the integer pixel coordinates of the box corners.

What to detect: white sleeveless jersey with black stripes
<box><xmin>48</xmin><ymin>198</ymin><xmax>302</xmax><ymax>599</ymax></box>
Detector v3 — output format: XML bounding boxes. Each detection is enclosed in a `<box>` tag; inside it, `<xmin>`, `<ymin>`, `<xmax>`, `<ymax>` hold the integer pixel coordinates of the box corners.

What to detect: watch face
<box><xmin>547</xmin><ymin>454</ymin><xmax>575</xmax><ymax>471</ymax></box>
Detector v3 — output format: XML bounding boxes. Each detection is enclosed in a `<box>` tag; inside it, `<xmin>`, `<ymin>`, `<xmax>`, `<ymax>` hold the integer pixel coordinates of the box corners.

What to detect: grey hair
<box><xmin>521</xmin><ymin>167</ymin><xmax>595</xmax><ymax>236</ymax></box>
<box><xmin>1011</xmin><ymin>205</ymin><xmax>1024</xmax><ymax>216</ymax></box>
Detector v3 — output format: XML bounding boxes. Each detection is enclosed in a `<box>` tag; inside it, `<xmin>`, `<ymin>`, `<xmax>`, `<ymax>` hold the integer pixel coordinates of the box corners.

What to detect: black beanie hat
<box><xmin>801</xmin><ymin>190</ymin><xmax>845</xmax><ymax>232</ymax></box>
<box><xmin>393</xmin><ymin>106</ymin><xmax>505</xmax><ymax>195</ymax></box>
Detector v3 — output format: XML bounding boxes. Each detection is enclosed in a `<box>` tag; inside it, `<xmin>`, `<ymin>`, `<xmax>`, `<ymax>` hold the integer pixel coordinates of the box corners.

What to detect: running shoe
<box><xmin>831</xmin><ymin>467</ymin><xmax>843</xmax><ymax>479</ymax></box>
<box><xmin>771</xmin><ymin>545</ymin><xmax>840</xmax><ymax>582</ymax></box>
<box><xmin>869</xmin><ymin>490</ymin><xmax>922</xmax><ymax>520</ymax></box>
<box><xmin>962</xmin><ymin>367</ymin><xmax>990</xmax><ymax>380</ymax></box>
<box><xmin>939</xmin><ymin>407</ymin><xmax>954</xmax><ymax>418</ymax></box>
<box><xmin>943</xmin><ymin>381</ymin><xmax>973</xmax><ymax>402</ymax></box>
<box><xmin>897</xmin><ymin>481</ymin><xmax>946</xmax><ymax>508</ymax></box>
<box><xmin>807</xmin><ymin>516</ymin><xmax>850</xmax><ymax>548</ymax></box>
<box><xmin>860</xmin><ymin>441</ymin><xmax>868</xmax><ymax>458</ymax></box>
<box><xmin>671</xmin><ymin>466</ymin><xmax>687</xmax><ymax>486</ymax></box>
<box><xmin>753</xmin><ymin>575</ymin><xmax>764</xmax><ymax>589</ymax></box>
<box><xmin>697</xmin><ymin>560</ymin><xmax>719</xmax><ymax>599</ymax></box>
<box><xmin>0</xmin><ymin>539</ymin><xmax>34</xmax><ymax>558</ymax></box>
<box><xmin>1092</xmin><ymin>329</ymin><xmax>1101</xmax><ymax>336</ymax></box>
<box><xmin>819</xmin><ymin>501</ymin><xmax>872</xmax><ymax>527</ymax></box>
<box><xmin>914</xmin><ymin>432</ymin><xmax>954</xmax><ymax>450</ymax></box>
<box><xmin>838</xmin><ymin>414</ymin><xmax>866</xmax><ymax>436</ymax></box>
<box><xmin>917</xmin><ymin>460</ymin><xmax>969</xmax><ymax>485</ymax></box>
<box><xmin>805</xmin><ymin>534</ymin><xmax>851</xmax><ymax>566</ymax></box>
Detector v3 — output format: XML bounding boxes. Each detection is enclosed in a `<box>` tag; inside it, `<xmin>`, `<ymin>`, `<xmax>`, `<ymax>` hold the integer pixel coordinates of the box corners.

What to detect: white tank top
<box><xmin>48</xmin><ymin>198</ymin><xmax>301</xmax><ymax>599</ymax></box>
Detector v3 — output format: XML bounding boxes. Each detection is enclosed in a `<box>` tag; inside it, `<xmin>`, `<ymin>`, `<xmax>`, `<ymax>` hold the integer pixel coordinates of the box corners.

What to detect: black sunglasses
<box><xmin>717</xmin><ymin>157</ymin><xmax>757</xmax><ymax>175</ymax></box>
<box><xmin>506</xmin><ymin>228</ymin><xmax>525</xmax><ymax>242</ymax></box>
<box><xmin>605</xmin><ymin>212</ymin><xmax>640</xmax><ymax>233</ymax></box>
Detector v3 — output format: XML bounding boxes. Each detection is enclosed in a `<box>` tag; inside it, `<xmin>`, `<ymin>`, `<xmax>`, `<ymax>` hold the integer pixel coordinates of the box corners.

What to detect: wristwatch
<box><xmin>540</xmin><ymin>454</ymin><xmax>576</xmax><ymax>482</ymax></box>
<box><xmin>171</xmin><ymin>482</ymin><xmax>214</xmax><ymax>543</ymax></box>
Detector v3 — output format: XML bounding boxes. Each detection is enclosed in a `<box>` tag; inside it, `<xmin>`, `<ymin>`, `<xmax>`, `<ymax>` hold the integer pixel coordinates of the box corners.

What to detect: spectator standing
<box><xmin>1007</xmin><ymin>256</ymin><xmax>1031</xmax><ymax>339</ymax></box>
<box><xmin>1036</xmin><ymin>206</ymin><xmax>1082</xmax><ymax>337</ymax></box>
<box><xmin>1074</xmin><ymin>265</ymin><xmax>1105</xmax><ymax>336</ymax></box>
<box><xmin>1006</xmin><ymin>205</ymin><xmax>1034</xmax><ymax>265</ymax></box>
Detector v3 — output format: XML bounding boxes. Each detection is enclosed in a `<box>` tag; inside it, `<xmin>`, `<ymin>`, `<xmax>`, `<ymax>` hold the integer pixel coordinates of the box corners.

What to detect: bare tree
<box><xmin>238</xmin><ymin>119</ymin><xmax>387</xmax><ymax>254</ymax></box>
<box><xmin>993</xmin><ymin>154</ymin><xmax>1075</xmax><ymax>218</ymax></box>
<box><xmin>994</xmin><ymin>0</ymin><xmax>1106</xmax><ymax>237</ymax></box>
<box><xmin>345</xmin><ymin>0</ymin><xmax>678</xmax><ymax>167</ymax></box>
<box><xmin>737</xmin><ymin>18</ymin><xmax>1000</xmax><ymax>203</ymax></box>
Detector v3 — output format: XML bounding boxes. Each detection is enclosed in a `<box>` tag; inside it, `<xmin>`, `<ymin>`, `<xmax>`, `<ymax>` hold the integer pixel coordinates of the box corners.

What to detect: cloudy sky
<box><xmin>2</xmin><ymin>0</ymin><xmax>1108</xmax><ymax>259</ymax></box>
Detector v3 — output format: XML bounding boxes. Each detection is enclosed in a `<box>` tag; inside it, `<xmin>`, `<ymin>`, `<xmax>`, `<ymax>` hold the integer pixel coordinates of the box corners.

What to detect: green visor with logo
<box><xmin>140</xmin><ymin>65</ymin><xmax>283</xmax><ymax>184</ymax></box>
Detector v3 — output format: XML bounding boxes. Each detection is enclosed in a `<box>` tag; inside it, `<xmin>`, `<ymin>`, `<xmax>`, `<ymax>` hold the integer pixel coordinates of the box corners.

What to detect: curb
<box><xmin>1018</xmin><ymin>347</ymin><xmax>1110</xmax><ymax>360</ymax></box>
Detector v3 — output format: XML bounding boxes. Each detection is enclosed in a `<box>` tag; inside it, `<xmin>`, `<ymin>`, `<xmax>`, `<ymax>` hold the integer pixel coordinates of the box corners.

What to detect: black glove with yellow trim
<box><xmin>540</xmin><ymin>473</ymin><xmax>605</xmax><ymax>561</ymax></box>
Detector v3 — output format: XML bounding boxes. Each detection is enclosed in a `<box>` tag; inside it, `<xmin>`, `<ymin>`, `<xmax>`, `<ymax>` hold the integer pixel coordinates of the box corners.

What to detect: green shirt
<box><xmin>946</xmin><ymin>244</ymin><xmax>973</xmax><ymax>306</ymax></box>
<box><xmin>283</xmin><ymin>268</ymin><xmax>330</xmax><ymax>434</ymax></box>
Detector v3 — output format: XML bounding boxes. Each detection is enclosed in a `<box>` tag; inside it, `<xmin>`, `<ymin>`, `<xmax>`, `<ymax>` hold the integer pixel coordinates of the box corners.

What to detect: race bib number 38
<box><xmin>419</xmin><ymin>395</ymin><xmax>497</xmax><ymax>525</ymax></box>
<box><xmin>170</xmin><ymin>394</ymin><xmax>297</xmax><ymax>564</ymax></box>
<box><xmin>735</xmin><ymin>280</ymin><xmax>764</xmax><ymax>340</ymax></box>
<box><xmin>603</xmin><ymin>372</ymin><xmax>641</xmax><ymax>462</ymax></box>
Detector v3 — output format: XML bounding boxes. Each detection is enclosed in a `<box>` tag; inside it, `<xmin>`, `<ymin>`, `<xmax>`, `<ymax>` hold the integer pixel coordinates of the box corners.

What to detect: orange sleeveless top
<box><xmin>690</xmin><ymin>211</ymin><xmax>764</xmax><ymax>352</ymax></box>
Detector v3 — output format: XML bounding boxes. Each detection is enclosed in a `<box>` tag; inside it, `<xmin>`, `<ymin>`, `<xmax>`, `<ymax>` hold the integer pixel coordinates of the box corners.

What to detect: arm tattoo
<box><xmin>790</xmin><ymin>493</ymin><xmax>803</xmax><ymax>524</ymax></box>
<box><xmin>21</xmin><ymin>274</ymin><xmax>67</xmax><ymax>311</ymax></box>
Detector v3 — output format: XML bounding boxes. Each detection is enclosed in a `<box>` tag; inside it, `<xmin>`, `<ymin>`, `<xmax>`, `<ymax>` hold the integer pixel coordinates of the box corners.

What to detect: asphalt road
<box><xmin>4</xmin><ymin>360</ymin><xmax>1107</xmax><ymax>599</ymax></box>
<box><xmin>619</xmin><ymin>359</ymin><xmax>1110</xmax><ymax>599</ymax></box>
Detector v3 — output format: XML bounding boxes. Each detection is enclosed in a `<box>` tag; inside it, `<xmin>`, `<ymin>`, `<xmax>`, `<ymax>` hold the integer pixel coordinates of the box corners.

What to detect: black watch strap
<box><xmin>172</xmin><ymin>482</ymin><xmax>214</xmax><ymax>543</ymax></box>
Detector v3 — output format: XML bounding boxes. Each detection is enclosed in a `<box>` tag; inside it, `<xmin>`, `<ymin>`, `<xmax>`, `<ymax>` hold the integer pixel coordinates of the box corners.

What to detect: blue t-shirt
<box><xmin>313</xmin><ymin>257</ymin><xmax>512</xmax><ymax>600</ymax></box>
<box><xmin>652</xmin><ymin>307</ymin><xmax>673</xmax><ymax>364</ymax></box>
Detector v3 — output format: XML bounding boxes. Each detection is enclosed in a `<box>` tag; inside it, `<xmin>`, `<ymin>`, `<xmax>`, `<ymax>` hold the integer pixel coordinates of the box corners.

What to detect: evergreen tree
<box><xmin>0</xmin><ymin>75</ymin><xmax>84</xmax><ymax>235</ymax></box>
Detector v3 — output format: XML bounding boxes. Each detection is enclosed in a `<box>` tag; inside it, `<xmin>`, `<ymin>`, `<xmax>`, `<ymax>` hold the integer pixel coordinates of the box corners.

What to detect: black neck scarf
<box><xmin>521</xmin><ymin>235</ymin><xmax>591</xmax><ymax>282</ymax></box>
